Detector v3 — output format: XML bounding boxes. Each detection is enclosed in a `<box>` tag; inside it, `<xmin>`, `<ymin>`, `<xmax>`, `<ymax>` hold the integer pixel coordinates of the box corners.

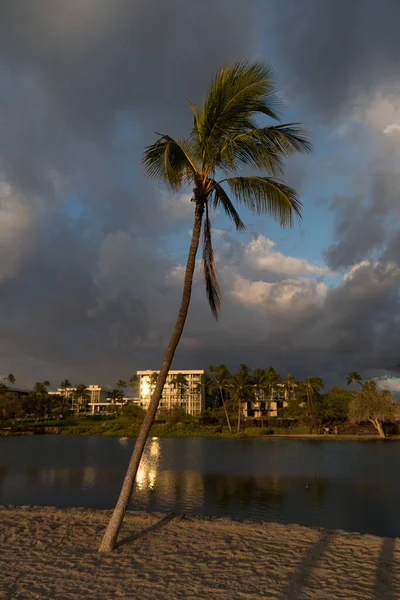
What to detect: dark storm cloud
<box><xmin>1</xmin><ymin>0</ymin><xmax>400</xmax><ymax>390</ymax></box>
<box><xmin>169</xmin><ymin>255</ymin><xmax>400</xmax><ymax>387</ymax></box>
<box><xmin>0</xmin><ymin>0</ymin><xmax>261</xmax><ymax>386</ymax></box>
<box><xmin>266</xmin><ymin>0</ymin><xmax>400</xmax><ymax>280</ymax></box>
<box><xmin>324</xmin><ymin>165</ymin><xmax>400</xmax><ymax>270</ymax></box>
<box><xmin>267</xmin><ymin>0</ymin><xmax>400</xmax><ymax>122</ymax></box>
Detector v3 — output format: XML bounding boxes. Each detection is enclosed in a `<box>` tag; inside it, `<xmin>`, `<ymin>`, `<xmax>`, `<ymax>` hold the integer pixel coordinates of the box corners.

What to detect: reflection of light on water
<box><xmin>83</xmin><ymin>467</ymin><xmax>96</xmax><ymax>488</ymax></box>
<box><xmin>134</xmin><ymin>438</ymin><xmax>160</xmax><ymax>491</ymax></box>
<box><xmin>119</xmin><ymin>437</ymin><xmax>129</xmax><ymax>447</ymax></box>
<box><xmin>150</xmin><ymin>438</ymin><xmax>160</xmax><ymax>458</ymax></box>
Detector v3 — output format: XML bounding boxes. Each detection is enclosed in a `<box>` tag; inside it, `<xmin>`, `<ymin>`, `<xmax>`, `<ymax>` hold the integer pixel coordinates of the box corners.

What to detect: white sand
<box><xmin>0</xmin><ymin>506</ymin><xmax>399</xmax><ymax>599</ymax></box>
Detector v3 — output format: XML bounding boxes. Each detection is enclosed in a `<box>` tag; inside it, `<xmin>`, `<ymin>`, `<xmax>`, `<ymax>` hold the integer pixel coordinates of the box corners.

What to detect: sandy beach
<box><xmin>0</xmin><ymin>506</ymin><xmax>399</xmax><ymax>600</ymax></box>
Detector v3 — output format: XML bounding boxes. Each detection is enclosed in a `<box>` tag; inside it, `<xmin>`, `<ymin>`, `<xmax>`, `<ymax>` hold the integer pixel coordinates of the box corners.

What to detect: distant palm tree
<box><xmin>208</xmin><ymin>364</ymin><xmax>232</xmax><ymax>432</ymax></box>
<box><xmin>299</xmin><ymin>376</ymin><xmax>324</xmax><ymax>432</ymax></box>
<box><xmin>281</xmin><ymin>373</ymin><xmax>296</xmax><ymax>407</ymax></box>
<box><xmin>31</xmin><ymin>381</ymin><xmax>50</xmax><ymax>419</ymax></box>
<box><xmin>149</xmin><ymin>372</ymin><xmax>159</xmax><ymax>395</ymax></box>
<box><xmin>347</xmin><ymin>372</ymin><xmax>362</xmax><ymax>390</ymax></box>
<box><xmin>73</xmin><ymin>384</ymin><xmax>89</xmax><ymax>413</ymax></box>
<box><xmin>60</xmin><ymin>378</ymin><xmax>71</xmax><ymax>392</ymax></box>
<box><xmin>99</xmin><ymin>59</ymin><xmax>312</xmax><ymax>553</ymax></box>
<box><xmin>170</xmin><ymin>373</ymin><xmax>189</xmax><ymax>404</ymax></box>
<box><xmin>3</xmin><ymin>374</ymin><xmax>15</xmax><ymax>385</ymax></box>
<box><xmin>253</xmin><ymin>368</ymin><xmax>269</xmax><ymax>424</ymax></box>
<box><xmin>229</xmin><ymin>364</ymin><xmax>254</xmax><ymax>433</ymax></box>
<box><xmin>265</xmin><ymin>366</ymin><xmax>282</xmax><ymax>416</ymax></box>
<box><xmin>129</xmin><ymin>375</ymin><xmax>139</xmax><ymax>397</ymax></box>
<box><xmin>60</xmin><ymin>379</ymin><xmax>72</xmax><ymax>407</ymax></box>
<box><xmin>109</xmin><ymin>389</ymin><xmax>124</xmax><ymax>403</ymax></box>
<box><xmin>116</xmin><ymin>380</ymin><xmax>127</xmax><ymax>393</ymax></box>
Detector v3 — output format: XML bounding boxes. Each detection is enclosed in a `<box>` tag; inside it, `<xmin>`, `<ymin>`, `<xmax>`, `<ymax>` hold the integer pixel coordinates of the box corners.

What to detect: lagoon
<box><xmin>0</xmin><ymin>435</ymin><xmax>399</xmax><ymax>537</ymax></box>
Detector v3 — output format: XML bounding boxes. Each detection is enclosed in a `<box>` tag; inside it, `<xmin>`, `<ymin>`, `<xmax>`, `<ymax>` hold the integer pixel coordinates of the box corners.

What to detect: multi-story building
<box><xmin>243</xmin><ymin>383</ymin><xmax>296</xmax><ymax>418</ymax></box>
<box><xmin>49</xmin><ymin>385</ymin><xmax>110</xmax><ymax>413</ymax></box>
<box><xmin>135</xmin><ymin>370</ymin><xmax>205</xmax><ymax>416</ymax></box>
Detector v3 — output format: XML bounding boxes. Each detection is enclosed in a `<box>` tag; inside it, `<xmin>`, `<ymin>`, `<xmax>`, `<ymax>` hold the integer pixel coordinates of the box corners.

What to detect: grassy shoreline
<box><xmin>1</xmin><ymin>417</ymin><xmax>399</xmax><ymax>440</ymax></box>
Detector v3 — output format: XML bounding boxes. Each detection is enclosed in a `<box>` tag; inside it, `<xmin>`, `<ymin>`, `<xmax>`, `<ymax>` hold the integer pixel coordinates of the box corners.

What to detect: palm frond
<box><xmin>224</xmin><ymin>175</ymin><xmax>302</xmax><ymax>227</ymax></box>
<box><xmin>196</xmin><ymin>60</ymin><xmax>282</xmax><ymax>170</ymax></box>
<box><xmin>202</xmin><ymin>202</ymin><xmax>221</xmax><ymax>319</ymax></box>
<box><xmin>218</xmin><ymin>123</ymin><xmax>312</xmax><ymax>174</ymax></box>
<box><xmin>142</xmin><ymin>134</ymin><xmax>197</xmax><ymax>190</ymax></box>
<box><xmin>209</xmin><ymin>179</ymin><xmax>245</xmax><ymax>231</ymax></box>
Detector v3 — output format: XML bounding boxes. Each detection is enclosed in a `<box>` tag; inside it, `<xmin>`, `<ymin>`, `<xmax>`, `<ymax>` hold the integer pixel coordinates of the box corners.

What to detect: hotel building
<box><xmin>135</xmin><ymin>370</ymin><xmax>205</xmax><ymax>416</ymax></box>
<box><xmin>243</xmin><ymin>383</ymin><xmax>295</xmax><ymax>418</ymax></box>
<box><xmin>49</xmin><ymin>385</ymin><xmax>110</xmax><ymax>413</ymax></box>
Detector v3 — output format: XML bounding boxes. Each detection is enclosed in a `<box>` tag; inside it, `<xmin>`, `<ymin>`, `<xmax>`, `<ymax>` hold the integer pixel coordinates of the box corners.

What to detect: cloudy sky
<box><xmin>1</xmin><ymin>0</ymin><xmax>400</xmax><ymax>391</ymax></box>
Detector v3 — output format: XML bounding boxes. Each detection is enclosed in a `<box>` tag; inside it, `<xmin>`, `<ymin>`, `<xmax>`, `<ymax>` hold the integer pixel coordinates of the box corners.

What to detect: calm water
<box><xmin>0</xmin><ymin>436</ymin><xmax>399</xmax><ymax>537</ymax></box>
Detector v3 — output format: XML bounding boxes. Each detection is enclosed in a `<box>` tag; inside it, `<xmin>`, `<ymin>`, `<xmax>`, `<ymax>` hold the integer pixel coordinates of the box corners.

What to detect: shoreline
<box><xmin>1</xmin><ymin>427</ymin><xmax>400</xmax><ymax>441</ymax></box>
<box><xmin>0</xmin><ymin>505</ymin><xmax>399</xmax><ymax>599</ymax></box>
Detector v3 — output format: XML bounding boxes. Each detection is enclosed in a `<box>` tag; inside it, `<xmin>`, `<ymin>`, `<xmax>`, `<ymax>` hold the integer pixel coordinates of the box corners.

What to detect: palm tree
<box><xmin>2</xmin><ymin>374</ymin><xmax>15</xmax><ymax>385</ymax></box>
<box><xmin>149</xmin><ymin>372</ymin><xmax>159</xmax><ymax>392</ymax></box>
<box><xmin>208</xmin><ymin>364</ymin><xmax>232</xmax><ymax>432</ymax></box>
<box><xmin>299</xmin><ymin>376</ymin><xmax>324</xmax><ymax>433</ymax></box>
<box><xmin>60</xmin><ymin>379</ymin><xmax>71</xmax><ymax>393</ymax></box>
<box><xmin>116</xmin><ymin>380</ymin><xmax>127</xmax><ymax>394</ymax></box>
<box><xmin>265</xmin><ymin>366</ymin><xmax>281</xmax><ymax>417</ymax></box>
<box><xmin>129</xmin><ymin>375</ymin><xmax>139</xmax><ymax>397</ymax></box>
<box><xmin>229</xmin><ymin>364</ymin><xmax>254</xmax><ymax>433</ymax></box>
<box><xmin>31</xmin><ymin>381</ymin><xmax>50</xmax><ymax>419</ymax></box>
<box><xmin>98</xmin><ymin>59</ymin><xmax>311</xmax><ymax>552</ymax></box>
<box><xmin>72</xmin><ymin>384</ymin><xmax>89</xmax><ymax>413</ymax></box>
<box><xmin>60</xmin><ymin>379</ymin><xmax>72</xmax><ymax>409</ymax></box>
<box><xmin>347</xmin><ymin>372</ymin><xmax>362</xmax><ymax>390</ymax></box>
<box><xmin>169</xmin><ymin>373</ymin><xmax>189</xmax><ymax>405</ymax></box>
<box><xmin>109</xmin><ymin>389</ymin><xmax>124</xmax><ymax>403</ymax></box>
<box><xmin>252</xmin><ymin>368</ymin><xmax>268</xmax><ymax>424</ymax></box>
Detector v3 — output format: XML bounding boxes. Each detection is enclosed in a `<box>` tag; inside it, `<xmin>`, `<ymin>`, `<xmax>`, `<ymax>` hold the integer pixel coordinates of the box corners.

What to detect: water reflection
<box><xmin>0</xmin><ymin>436</ymin><xmax>399</xmax><ymax>537</ymax></box>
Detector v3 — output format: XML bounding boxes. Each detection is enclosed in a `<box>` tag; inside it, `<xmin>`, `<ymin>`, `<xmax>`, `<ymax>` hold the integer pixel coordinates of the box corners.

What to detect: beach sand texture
<box><xmin>0</xmin><ymin>506</ymin><xmax>399</xmax><ymax>599</ymax></box>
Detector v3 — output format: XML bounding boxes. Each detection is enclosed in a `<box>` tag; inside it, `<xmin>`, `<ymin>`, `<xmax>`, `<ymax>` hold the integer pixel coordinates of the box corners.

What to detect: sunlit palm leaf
<box><xmin>210</xmin><ymin>180</ymin><xmax>245</xmax><ymax>231</ymax></box>
<box><xmin>143</xmin><ymin>134</ymin><xmax>196</xmax><ymax>190</ymax></box>
<box><xmin>195</xmin><ymin>60</ymin><xmax>282</xmax><ymax>170</ymax></box>
<box><xmin>225</xmin><ymin>175</ymin><xmax>302</xmax><ymax>227</ymax></box>
<box><xmin>219</xmin><ymin>123</ymin><xmax>312</xmax><ymax>174</ymax></box>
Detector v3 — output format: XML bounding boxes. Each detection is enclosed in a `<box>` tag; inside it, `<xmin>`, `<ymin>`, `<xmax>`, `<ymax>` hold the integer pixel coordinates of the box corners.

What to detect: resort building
<box><xmin>49</xmin><ymin>385</ymin><xmax>110</xmax><ymax>413</ymax></box>
<box><xmin>242</xmin><ymin>383</ymin><xmax>296</xmax><ymax>419</ymax></box>
<box><xmin>135</xmin><ymin>370</ymin><xmax>205</xmax><ymax>416</ymax></box>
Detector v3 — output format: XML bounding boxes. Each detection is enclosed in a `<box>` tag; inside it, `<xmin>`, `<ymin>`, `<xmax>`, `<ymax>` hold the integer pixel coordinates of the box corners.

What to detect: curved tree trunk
<box><xmin>220</xmin><ymin>388</ymin><xmax>232</xmax><ymax>433</ymax></box>
<box><xmin>98</xmin><ymin>201</ymin><xmax>204</xmax><ymax>553</ymax></box>
<box><xmin>369</xmin><ymin>418</ymin><xmax>385</xmax><ymax>438</ymax></box>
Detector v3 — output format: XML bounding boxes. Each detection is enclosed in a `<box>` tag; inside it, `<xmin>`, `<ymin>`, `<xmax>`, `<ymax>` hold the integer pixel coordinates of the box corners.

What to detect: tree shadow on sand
<box><xmin>373</xmin><ymin>537</ymin><xmax>397</xmax><ymax>600</ymax></box>
<box><xmin>279</xmin><ymin>531</ymin><xmax>334</xmax><ymax>600</ymax></box>
<box><xmin>116</xmin><ymin>512</ymin><xmax>177</xmax><ymax>549</ymax></box>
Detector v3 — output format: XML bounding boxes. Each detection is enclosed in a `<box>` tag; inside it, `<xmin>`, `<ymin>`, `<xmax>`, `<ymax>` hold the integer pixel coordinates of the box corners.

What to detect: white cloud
<box><xmin>244</xmin><ymin>235</ymin><xmax>331</xmax><ymax>277</ymax></box>
<box><xmin>375</xmin><ymin>378</ymin><xmax>400</xmax><ymax>393</ymax></box>
<box><xmin>359</xmin><ymin>93</ymin><xmax>400</xmax><ymax>139</ymax></box>
<box><xmin>343</xmin><ymin>260</ymin><xmax>400</xmax><ymax>283</ymax></box>
<box><xmin>163</xmin><ymin>192</ymin><xmax>194</xmax><ymax>219</ymax></box>
<box><xmin>384</xmin><ymin>124</ymin><xmax>400</xmax><ymax>135</ymax></box>
<box><xmin>343</xmin><ymin>260</ymin><xmax>371</xmax><ymax>281</ymax></box>
<box><xmin>231</xmin><ymin>275</ymin><xmax>327</xmax><ymax>308</ymax></box>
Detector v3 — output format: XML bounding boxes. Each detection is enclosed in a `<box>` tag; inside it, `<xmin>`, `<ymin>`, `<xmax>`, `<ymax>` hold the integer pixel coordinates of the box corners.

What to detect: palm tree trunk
<box><xmin>220</xmin><ymin>388</ymin><xmax>232</xmax><ymax>433</ymax></box>
<box><xmin>98</xmin><ymin>201</ymin><xmax>204</xmax><ymax>553</ymax></box>
<box><xmin>237</xmin><ymin>396</ymin><xmax>241</xmax><ymax>433</ymax></box>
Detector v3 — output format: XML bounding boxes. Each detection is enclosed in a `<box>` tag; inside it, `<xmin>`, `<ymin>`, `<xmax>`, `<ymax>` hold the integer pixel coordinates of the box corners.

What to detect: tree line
<box><xmin>0</xmin><ymin>375</ymin><xmax>140</xmax><ymax>421</ymax></box>
<box><xmin>1</xmin><ymin>368</ymin><xmax>398</xmax><ymax>440</ymax></box>
<box><xmin>202</xmin><ymin>365</ymin><xmax>398</xmax><ymax>439</ymax></box>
